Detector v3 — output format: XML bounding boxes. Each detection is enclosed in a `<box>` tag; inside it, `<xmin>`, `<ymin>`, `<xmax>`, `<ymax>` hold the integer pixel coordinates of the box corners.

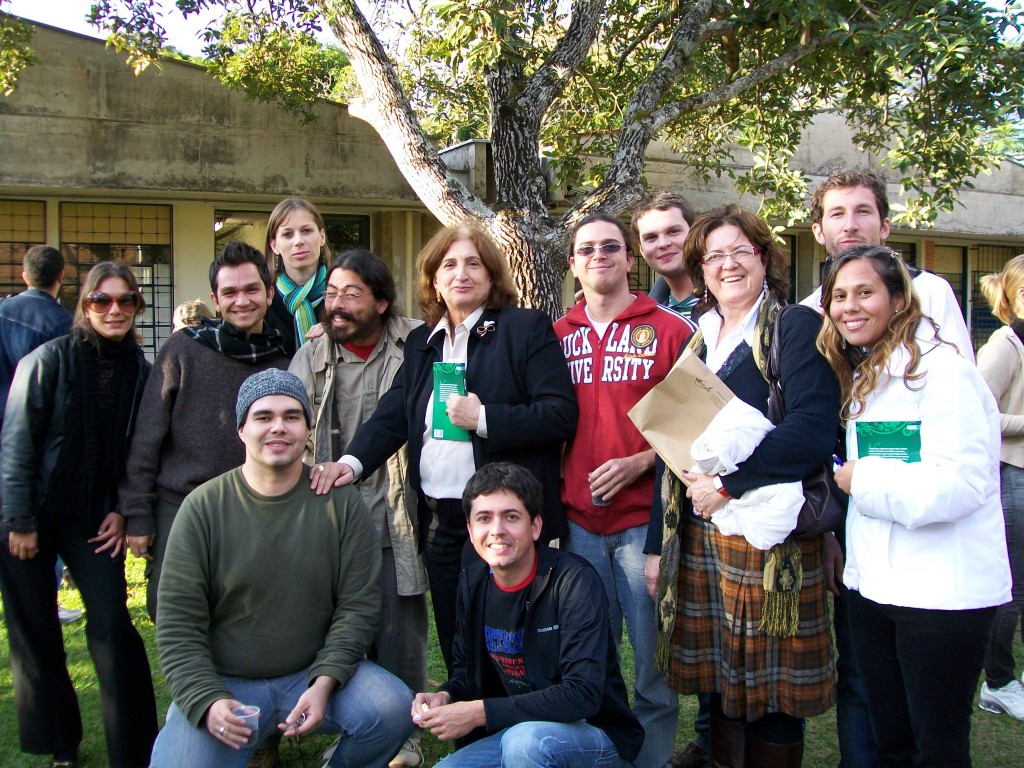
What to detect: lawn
<box><xmin>1</xmin><ymin>557</ymin><xmax>1021</xmax><ymax>766</ymax></box>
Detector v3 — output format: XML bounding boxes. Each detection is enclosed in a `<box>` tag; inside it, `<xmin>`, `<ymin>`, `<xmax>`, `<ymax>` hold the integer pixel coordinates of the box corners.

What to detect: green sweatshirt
<box><xmin>155</xmin><ymin>468</ymin><xmax>381</xmax><ymax>727</ymax></box>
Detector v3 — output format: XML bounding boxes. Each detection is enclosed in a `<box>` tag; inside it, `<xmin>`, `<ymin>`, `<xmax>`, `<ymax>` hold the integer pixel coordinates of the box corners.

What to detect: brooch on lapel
<box><xmin>475</xmin><ymin>320</ymin><xmax>496</xmax><ymax>338</ymax></box>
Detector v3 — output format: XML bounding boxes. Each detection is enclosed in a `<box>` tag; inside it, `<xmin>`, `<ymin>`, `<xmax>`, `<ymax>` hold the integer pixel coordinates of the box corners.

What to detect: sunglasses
<box><xmin>84</xmin><ymin>292</ymin><xmax>141</xmax><ymax>312</ymax></box>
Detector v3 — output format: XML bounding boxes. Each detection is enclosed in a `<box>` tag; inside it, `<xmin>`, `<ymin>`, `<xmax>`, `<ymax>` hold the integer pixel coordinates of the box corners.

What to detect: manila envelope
<box><xmin>628</xmin><ymin>349</ymin><xmax>734</xmax><ymax>486</ymax></box>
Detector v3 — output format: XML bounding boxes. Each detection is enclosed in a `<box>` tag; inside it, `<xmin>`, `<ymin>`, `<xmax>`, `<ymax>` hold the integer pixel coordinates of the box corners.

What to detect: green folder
<box><xmin>856</xmin><ymin>421</ymin><xmax>921</xmax><ymax>463</ymax></box>
<box><xmin>432</xmin><ymin>362</ymin><xmax>471</xmax><ymax>441</ymax></box>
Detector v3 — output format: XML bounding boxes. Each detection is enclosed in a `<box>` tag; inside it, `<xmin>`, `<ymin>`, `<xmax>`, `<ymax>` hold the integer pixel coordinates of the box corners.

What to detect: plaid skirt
<box><xmin>666</xmin><ymin>514</ymin><xmax>835</xmax><ymax>720</ymax></box>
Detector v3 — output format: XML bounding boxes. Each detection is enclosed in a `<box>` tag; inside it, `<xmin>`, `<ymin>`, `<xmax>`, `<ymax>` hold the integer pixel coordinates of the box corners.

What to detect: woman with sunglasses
<box><xmin>264</xmin><ymin>197</ymin><xmax>330</xmax><ymax>356</ymax></box>
<box><xmin>0</xmin><ymin>262</ymin><xmax>158</xmax><ymax>768</ymax></box>
<box><xmin>651</xmin><ymin>205</ymin><xmax>840</xmax><ymax>766</ymax></box>
<box><xmin>819</xmin><ymin>245</ymin><xmax>1010</xmax><ymax>765</ymax></box>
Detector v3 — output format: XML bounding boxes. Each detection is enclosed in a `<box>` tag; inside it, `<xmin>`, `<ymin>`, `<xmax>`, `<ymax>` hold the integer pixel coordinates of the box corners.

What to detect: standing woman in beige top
<box><xmin>977</xmin><ymin>254</ymin><xmax>1024</xmax><ymax>721</ymax></box>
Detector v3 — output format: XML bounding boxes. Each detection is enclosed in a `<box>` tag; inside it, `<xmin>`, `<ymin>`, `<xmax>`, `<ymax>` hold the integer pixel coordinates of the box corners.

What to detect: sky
<box><xmin>7</xmin><ymin>0</ymin><xmax>216</xmax><ymax>56</ymax></box>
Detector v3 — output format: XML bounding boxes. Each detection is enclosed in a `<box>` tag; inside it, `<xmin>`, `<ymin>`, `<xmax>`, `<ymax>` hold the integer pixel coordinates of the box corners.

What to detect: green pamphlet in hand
<box><xmin>432</xmin><ymin>362</ymin><xmax>471</xmax><ymax>441</ymax></box>
<box><xmin>856</xmin><ymin>421</ymin><xmax>922</xmax><ymax>463</ymax></box>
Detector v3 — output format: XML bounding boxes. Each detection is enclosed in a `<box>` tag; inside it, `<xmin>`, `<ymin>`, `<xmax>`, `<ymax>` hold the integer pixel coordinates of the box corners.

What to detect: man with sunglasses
<box><xmin>554</xmin><ymin>213</ymin><xmax>695</xmax><ymax>768</ymax></box>
<box><xmin>289</xmin><ymin>249</ymin><xmax>429</xmax><ymax>768</ymax></box>
<box><xmin>118</xmin><ymin>242</ymin><xmax>289</xmax><ymax>622</ymax></box>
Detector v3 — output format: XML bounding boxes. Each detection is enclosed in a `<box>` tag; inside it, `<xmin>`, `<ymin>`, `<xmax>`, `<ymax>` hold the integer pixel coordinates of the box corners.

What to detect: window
<box><xmin>60</xmin><ymin>203</ymin><xmax>173</xmax><ymax>358</ymax></box>
<box><xmin>0</xmin><ymin>200</ymin><xmax>48</xmax><ymax>298</ymax></box>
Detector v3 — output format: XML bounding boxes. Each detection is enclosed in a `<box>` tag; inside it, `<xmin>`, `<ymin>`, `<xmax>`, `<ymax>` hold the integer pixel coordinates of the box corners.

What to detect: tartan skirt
<box><xmin>665</xmin><ymin>514</ymin><xmax>835</xmax><ymax>720</ymax></box>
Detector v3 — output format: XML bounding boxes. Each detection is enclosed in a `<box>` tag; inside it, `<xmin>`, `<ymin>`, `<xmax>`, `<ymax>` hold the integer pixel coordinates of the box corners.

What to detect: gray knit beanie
<box><xmin>236</xmin><ymin>369</ymin><xmax>312</xmax><ymax>428</ymax></box>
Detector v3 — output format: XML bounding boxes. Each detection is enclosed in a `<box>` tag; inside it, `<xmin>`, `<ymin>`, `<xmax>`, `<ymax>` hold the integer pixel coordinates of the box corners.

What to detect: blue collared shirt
<box><xmin>0</xmin><ymin>288</ymin><xmax>72</xmax><ymax>424</ymax></box>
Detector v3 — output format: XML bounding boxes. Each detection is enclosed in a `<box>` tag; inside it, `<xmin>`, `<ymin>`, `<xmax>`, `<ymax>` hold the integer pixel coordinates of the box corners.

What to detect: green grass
<box><xmin>1</xmin><ymin>557</ymin><xmax>1021</xmax><ymax>766</ymax></box>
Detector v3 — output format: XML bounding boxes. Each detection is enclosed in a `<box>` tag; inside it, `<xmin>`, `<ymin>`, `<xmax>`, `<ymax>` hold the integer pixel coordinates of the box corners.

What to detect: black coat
<box><xmin>345</xmin><ymin>306</ymin><xmax>578</xmax><ymax>544</ymax></box>
<box><xmin>1</xmin><ymin>334</ymin><xmax>150</xmax><ymax>532</ymax></box>
<box><xmin>440</xmin><ymin>545</ymin><xmax>644</xmax><ymax>761</ymax></box>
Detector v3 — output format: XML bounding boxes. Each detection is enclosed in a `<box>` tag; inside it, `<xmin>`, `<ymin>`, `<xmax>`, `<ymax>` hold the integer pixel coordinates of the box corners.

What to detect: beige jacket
<box><xmin>290</xmin><ymin>316</ymin><xmax>428</xmax><ymax>596</ymax></box>
<box><xmin>977</xmin><ymin>324</ymin><xmax>1024</xmax><ymax>468</ymax></box>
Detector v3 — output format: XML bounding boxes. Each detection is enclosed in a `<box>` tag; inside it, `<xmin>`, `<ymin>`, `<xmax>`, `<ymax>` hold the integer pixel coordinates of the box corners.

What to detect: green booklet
<box><xmin>856</xmin><ymin>420</ymin><xmax>922</xmax><ymax>463</ymax></box>
<box><xmin>432</xmin><ymin>362</ymin><xmax>471</xmax><ymax>441</ymax></box>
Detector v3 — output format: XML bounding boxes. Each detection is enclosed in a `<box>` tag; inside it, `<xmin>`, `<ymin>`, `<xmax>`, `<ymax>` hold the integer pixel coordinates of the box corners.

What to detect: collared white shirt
<box><xmin>419</xmin><ymin>307</ymin><xmax>487</xmax><ymax>500</ymax></box>
<box><xmin>699</xmin><ymin>290</ymin><xmax>766</xmax><ymax>374</ymax></box>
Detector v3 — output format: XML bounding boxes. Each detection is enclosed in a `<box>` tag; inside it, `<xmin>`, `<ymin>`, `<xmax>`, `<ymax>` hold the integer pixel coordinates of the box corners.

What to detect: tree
<box><xmin>8</xmin><ymin>0</ymin><xmax>1024</xmax><ymax>317</ymax></box>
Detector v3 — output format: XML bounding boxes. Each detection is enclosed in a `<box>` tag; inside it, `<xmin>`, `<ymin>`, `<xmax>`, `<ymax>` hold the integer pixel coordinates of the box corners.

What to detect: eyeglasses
<box><xmin>83</xmin><ymin>292</ymin><xmax>140</xmax><ymax>312</ymax></box>
<box><xmin>324</xmin><ymin>289</ymin><xmax>367</xmax><ymax>304</ymax></box>
<box><xmin>574</xmin><ymin>242</ymin><xmax>626</xmax><ymax>258</ymax></box>
<box><xmin>702</xmin><ymin>247</ymin><xmax>760</xmax><ymax>267</ymax></box>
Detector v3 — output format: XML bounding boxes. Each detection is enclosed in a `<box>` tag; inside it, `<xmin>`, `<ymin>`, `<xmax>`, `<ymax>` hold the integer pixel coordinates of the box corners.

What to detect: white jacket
<box><xmin>845</xmin><ymin>332</ymin><xmax>1011</xmax><ymax>609</ymax></box>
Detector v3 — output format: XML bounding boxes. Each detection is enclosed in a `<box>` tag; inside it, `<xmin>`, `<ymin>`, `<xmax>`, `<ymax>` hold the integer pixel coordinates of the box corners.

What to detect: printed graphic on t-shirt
<box><xmin>484</xmin><ymin>579</ymin><xmax>531</xmax><ymax>696</ymax></box>
<box><xmin>560</xmin><ymin>322</ymin><xmax>660</xmax><ymax>385</ymax></box>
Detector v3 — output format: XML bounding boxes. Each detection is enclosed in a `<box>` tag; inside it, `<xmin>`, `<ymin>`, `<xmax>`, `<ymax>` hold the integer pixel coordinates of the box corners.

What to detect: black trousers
<box><xmin>847</xmin><ymin>589</ymin><xmax>994</xmax><ymax>768</ymax></box>
<box><xmin>0</xmin><ymin>520</ymin><xmax>158</xmax><ymax>766</ymax></box>
<box><xmin>423</xmin><ymin>497</ymin><xmax>480</xmax><ymax>675</ymax></box>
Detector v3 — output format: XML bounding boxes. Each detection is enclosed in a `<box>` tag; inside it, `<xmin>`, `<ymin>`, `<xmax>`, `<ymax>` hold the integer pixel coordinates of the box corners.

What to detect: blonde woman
<box><xmin>975</xmin><ymin>255</ymin><xmax>1024</xmax><ymax>720</ymax></box>
<box><xmin>819</xmin><ymin>244</ymin><xmax>1011</xmax><ymax>765</ymax></box>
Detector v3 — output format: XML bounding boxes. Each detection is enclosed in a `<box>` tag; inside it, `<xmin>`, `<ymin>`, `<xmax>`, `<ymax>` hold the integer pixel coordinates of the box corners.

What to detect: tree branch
<box><xmin>320</xmin><ymin>0</ymin><xmax>493</xmax><ymax>225</ymax></box>
<box><xmin>522</xmin><ymin>0</ymin><xmax>607</xmax><ymax>115</ymax></box>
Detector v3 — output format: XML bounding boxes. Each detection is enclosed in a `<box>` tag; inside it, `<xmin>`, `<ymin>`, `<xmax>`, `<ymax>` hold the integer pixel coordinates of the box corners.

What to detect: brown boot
<box><xmin>710</xmin><ymin>716</ymin><xmax>746</xmax><ymax>768</ymax></box>
<box><xmin>744</xmin><ymin>732</ymin><xmax>803</xmax><ymax>768</ymax></box>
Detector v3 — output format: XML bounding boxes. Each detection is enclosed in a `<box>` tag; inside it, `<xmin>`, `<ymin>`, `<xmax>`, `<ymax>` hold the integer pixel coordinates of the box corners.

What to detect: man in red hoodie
<box><xmin>555</xmin><ymin>213</ymin><xmax>694</xmax><ymax>768</ymax></box>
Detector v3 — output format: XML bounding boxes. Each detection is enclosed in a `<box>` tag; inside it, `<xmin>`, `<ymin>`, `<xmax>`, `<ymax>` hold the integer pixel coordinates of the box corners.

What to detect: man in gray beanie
<box><xmin>149</xmin><ymin>369</ymin><xmax>413</xmax><ymax>767</ymax></box>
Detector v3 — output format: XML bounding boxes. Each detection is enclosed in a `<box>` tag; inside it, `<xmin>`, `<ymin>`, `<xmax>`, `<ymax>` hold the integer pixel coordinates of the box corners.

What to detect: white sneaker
<box><xmin>388</xmin><ymin>737</ymin><xmax>423</xmax><ymax>768</ymax></box>
<box><xmin>58</xmin><ymin>606</ymin><xmax>83</xmax><ymax>624</ymax></box>
<box><xmin>979</xmin><ymin>680</ymin><xmax>1024</xmax><ymax>721</ymax></box>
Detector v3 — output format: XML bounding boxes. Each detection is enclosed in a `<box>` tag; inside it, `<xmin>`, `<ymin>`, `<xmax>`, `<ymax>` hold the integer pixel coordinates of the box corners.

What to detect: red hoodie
<box><xmin>555</xmin><ymin>294</ymin><xmax>694</xmax><ymax>534</ymax></box>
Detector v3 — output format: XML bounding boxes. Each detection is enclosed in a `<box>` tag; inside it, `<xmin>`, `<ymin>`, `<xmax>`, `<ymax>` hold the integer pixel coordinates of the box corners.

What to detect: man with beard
<box><xmin>119</xmin><ymin>242</ymin><xmax>289</xmax><ymax>621</ymax></box>
<box><xmin>290</xmin><ymin>249</ymin><xmax>429</xmax><ymax>768</ymax></box>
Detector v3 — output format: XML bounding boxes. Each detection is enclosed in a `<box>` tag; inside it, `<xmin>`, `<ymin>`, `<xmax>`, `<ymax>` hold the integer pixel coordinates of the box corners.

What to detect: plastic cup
<box><xmin>231</xmin><ymin>704</ymin><xmax>260</xmax><ymax>746</ymax></box>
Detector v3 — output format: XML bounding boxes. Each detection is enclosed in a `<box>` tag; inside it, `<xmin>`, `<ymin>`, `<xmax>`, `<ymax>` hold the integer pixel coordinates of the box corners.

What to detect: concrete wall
<box><xmin>0</xmin><ymin>24</ymin><xmax>420</xmax><ymax>204</ymax></box>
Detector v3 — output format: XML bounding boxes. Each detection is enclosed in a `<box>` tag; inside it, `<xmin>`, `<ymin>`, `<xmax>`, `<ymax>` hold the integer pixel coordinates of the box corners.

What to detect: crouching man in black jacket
<box><xmin>412</xmin><ymin>462</ymin><xmax>644</xmax><ymax>767</ymax></box>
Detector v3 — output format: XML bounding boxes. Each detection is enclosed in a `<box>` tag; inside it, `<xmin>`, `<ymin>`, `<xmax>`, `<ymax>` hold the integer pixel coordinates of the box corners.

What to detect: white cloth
<box><xmin>698</xmin><ymin>290</ymin><xmax>765</xmax><ymax>373</ymax></box>
<box><xmin>691</xmin><ymin>398</ymin><xmax>804</xmax><ymax>550</ymax></box>
<box><xmin>845</xmin><ymin>323</ymin><xmax>1011</xmax><ymax>609</ymax></box>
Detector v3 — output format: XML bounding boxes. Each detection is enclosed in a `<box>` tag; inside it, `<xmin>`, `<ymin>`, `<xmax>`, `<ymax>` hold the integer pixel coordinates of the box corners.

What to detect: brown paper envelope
<box><xmin>628</xmin><ymin>349</ymin><xmax>734</xmax><ymax>486</ymax></box>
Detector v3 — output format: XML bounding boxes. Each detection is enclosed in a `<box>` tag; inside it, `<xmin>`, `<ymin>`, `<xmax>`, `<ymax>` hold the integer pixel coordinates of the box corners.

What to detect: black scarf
<box><xmin>46</xmin><ymin>329</ymin><xmax>140</xmax><ymax>528</ymax></box>
<box><xmin>184</xmin><ymin>317</ymin><xmax>286</xmax><ymax>363</ymax></box>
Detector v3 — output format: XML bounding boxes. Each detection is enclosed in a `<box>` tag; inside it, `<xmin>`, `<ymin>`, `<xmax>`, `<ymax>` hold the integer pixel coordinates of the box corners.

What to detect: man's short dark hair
<box><xmin>209</xmin><ymin>242</ymin><xmax>273</xmax><ymax>293</ymax></box>
<box><xmin>328</xmin><ymin>249</ymin><xmax>398</xmax><ymax>324</ymax></box>
<box><xmin>462</xmin><ymin>462</ymin><xmax>543</xmax><ymax>521</ymax></box>
<box><xmin>631</xmin><ymin>191</ymin><xmax>698</xmax><ymax>233</ymax></box>
<box><xmin>23</xmin><ymin>245</ymin><xmax>64</xmax><ymax>289</ymax></box>
<box><xmin>569</xmin><ymin>213</ymin><xmax>635</xmax><ymax>256</ymax></box>
<box><xmin>809</xmin><ymin>169</ymin><xmax>890</xmax><ymax>225</ymax></box>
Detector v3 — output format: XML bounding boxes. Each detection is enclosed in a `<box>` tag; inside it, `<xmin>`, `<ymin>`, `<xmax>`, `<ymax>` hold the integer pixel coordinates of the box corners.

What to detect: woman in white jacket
<box><xmin>817</xmin><ymin>244</ymin><xmax>1011</xmax><ymax>767</ymax></box>
<box><xmin>975</xmin><ymin>256</ymin><xmax>1024</xmax><ymax>721</ymax></box>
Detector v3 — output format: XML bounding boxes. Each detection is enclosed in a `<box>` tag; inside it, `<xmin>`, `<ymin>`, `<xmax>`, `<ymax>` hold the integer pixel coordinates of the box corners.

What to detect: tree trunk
<box><xmin>487</xmin><ymin>218</ymin><xmax>567</xmax><ymax>321</ymax></box>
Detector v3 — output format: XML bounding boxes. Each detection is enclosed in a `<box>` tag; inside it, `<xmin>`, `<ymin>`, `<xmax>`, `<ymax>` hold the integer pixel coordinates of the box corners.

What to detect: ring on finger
<box><xmin>316</xmin><ymin>464</ymin><xmax>324</xmax><ymax>472</ymax></box>
<box><xmin>218</xmin><ymin>726</ymin><xmax>225</xmax><ymax>735</ymax></box>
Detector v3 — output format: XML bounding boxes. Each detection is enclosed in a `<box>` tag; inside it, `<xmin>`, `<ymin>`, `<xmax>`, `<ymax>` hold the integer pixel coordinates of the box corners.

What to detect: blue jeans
<box><xmin>835</xmin><ymin>582</ymin><xmax>878</xmax><ymax>768</ymax></box>
<box><xmin>984</xmin><ymin>463</ymin><xmax>1024</xmax><ymax>687</ymax></box>
<box><xmin>436</xmin><ymin>721</ymin><xmax>628</xmax><ymax>768</ymax></box>
<box><xmin>149</xmin><ymin>660</ymin><xmax>413</xmax><ymax>768</ymax></box>
<box><xmin>567</xmin><ymin>521</ymin><xmax>678</xmax><ymax>768</ymax></box>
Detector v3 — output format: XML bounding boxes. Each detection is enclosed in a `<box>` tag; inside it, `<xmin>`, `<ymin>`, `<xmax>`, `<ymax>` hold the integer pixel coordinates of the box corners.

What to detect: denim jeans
<box><xmin>435</xmin><ymin>721</ymin><xmax>628</xmax><ymax>768</ymax></box>
<box><xmin>847</xmin><ymin>590</ymin><xmax>994</xmax><ymax>768</ymax></box>
<box><xmin>567</xmin><ymin>521</ymin><xmax>678</xmax><ymax>768</ymax></box>
<box><xmin>835</xmin><ymin>583</ymin><xmax>878</xmax><ymax>768</ymax></box>
<box><xmin>984</xmin><ymin>462</ymin><xmax>1024</xmax><ymax>687</ymax></box>
<box><xmin>149</xmin><ymin>660</ymin><xmax>413</xmax><ymax>768</ymax></box>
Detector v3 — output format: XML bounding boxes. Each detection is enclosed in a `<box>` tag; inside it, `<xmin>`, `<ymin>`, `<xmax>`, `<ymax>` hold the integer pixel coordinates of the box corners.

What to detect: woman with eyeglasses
<box><xmin>319</xmin><ymin>223</ymin><xmax>578</xmax><ymax>674</ymax></box>
<box><xmin>0</xmin><ymin>262</ymin><xmax>158</xmax><ymax>768</ymax></box>
<box><xmin>819</xmin><ymin>244</ymin><xmax>1010</xmax><ymax>765</ymax></box>
<box><xmin>649</xmin><ymin>205</ymin><xmax>840</xmax><ymax>766</ymax></box>
<box><xmin>264</xmin><ymin>197</ymin><xmax>330</xmax><ymax>356</ymax></box>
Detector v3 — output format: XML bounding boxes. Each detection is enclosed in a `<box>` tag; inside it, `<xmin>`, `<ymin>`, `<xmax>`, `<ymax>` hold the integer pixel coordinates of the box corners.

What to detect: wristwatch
<box><xmin>712</xmin><ymin>475</ymin><xmax>730</xmax><ymax>498</ymax></box>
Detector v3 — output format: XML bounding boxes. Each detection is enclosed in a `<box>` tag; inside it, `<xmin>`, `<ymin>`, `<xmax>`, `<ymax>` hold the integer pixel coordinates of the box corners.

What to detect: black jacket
<box><xmin>345</xmin><ymin>306</ymin><xmax>577</xmax><ymax>544</ymax></box>
<box><xmin>440</xmin><ymin>545</ymin><xmax>644</xmax><ymax>761</ymax></box>
<box><xmin>0</xmin><ymin>334</ymin><xmax>150</xmax><ymax>532</ymax></box>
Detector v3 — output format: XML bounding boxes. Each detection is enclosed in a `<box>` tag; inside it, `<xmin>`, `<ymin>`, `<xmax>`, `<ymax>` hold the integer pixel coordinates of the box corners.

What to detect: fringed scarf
<box><xmin>655</xmin><ymin>295</ymin><xmax>803</xmax><ymax>673</ymax></box>
<box><xmin>276</xmin><ymin>264</ymin><xmax>327</xmax><ymax>341</ymax></box>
